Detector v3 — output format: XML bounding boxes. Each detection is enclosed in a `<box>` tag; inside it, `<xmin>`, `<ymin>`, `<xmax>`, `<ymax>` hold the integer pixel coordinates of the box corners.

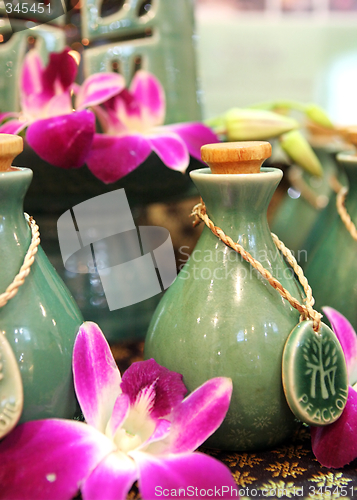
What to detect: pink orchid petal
<box><xmin>112</xmin><ymin>90</ymin><xmax>143</xmax><ymax>129</ymax></box>
<box><xmin>73</xmin><ymin>322</ymin><xmax>122</xmax><ymax>433</ymax></box>
<box><xmin>20</xmin><ymin>49</ymin><xmax>44</xmax><ymax>100</ymax></box>
<box><xmin>76</xmin><ymin>72</ymin><xmax>126</xmax><ymax>110</ymax></box>
<box><xmin>121</xmin><ymin>359</ymin><xmax>186</xmax><ymax>419</ymax></box>
<box><xmin>0</xmin><ymin>119</ymin><xmax>28</xmax><ymax>135</ymax></box>
<box><xmin>46</xmin><ymin>93</ymin><xmax>73</xmax><ymax>117</ymax></box>
<box><xmin>142</xmin><ymin>419</ymin><xmax>171</xmax><ymax>448</ymax></box>
<box><xmin>311</xmin><ymin>386</ymin><xmax>357</xmax><ymax>468</ymax></box>
<box><xmin>82</xmin><ymin>451</ymin><xmax>137</xmax><ymax>500</ymax></box>
<box><xmin>323</xmin><ymin>307</ymin><xmax>357</xmax><ymax>385</ymax></box>
<box><xmin>167</xmin><ymin>122</ymin><xmax>220</xmax><ymax>161</ymax></box>
<box><xmin>26</xmin><ymin>110</ymin><xmax>95</xmax><ymax>169</ymax></box>
<box><xmin>86</xmin><ymin>133</ymin><xmax>151</xmax><ymax>183</ymax></box>
<box><xmin>132</xmin><ymin>451</ymin><xmax>237</xmax><ymax>499</ymax></box>
<box><xmin>107</xmin><ymin>393</ymin><xmax>130</xmax><ymax>438</ymax></box>
<box><xmin>0</xmin><ymin>112</ymin><xmax>20</xmax><ymax>122</ymax></box>
<box><xmin>93</xmin><ymin>104</ymin><xmax>127</xmax><ymax>135</ymax></box>
<box><xmin>0</xmin><ymin>419</ymin><xmax>115</xmax><ymax>500</ymax></box>
<box><xmin>42</xmin><ymin>48</ymin><xmax>78</xmax><ymax>94</ymax></box>
<box><xmin>148</xmin><ymin>133</ymin><xmax>189</xmax><ymax>172</ymax></box>
<box><xmin>147</xmin><ymin>378</ymin><xmax>232</xmax><ymax>455</ymax></box>
<box><xmin>130</xmin><ymin>70</ymin><xmax>165</xmax><ymax>127</ymax></box>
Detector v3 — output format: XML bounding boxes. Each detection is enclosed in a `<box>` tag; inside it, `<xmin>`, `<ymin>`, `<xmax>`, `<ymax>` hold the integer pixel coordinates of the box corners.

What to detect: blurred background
<box><xmin>195</xmin><ymin>0</ymin><xmax>357</xmax><ymax>124</ymax></box>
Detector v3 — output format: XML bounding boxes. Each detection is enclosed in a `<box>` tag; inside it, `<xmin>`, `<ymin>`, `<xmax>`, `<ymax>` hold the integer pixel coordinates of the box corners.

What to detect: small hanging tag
<box><xmin>0</xmin><ymin>333</ymin><xmax>23</xmax><ymax>439</ymax></box>
<box><xmin>282</xmin><ymin>320</ymin><xmax>348</xmax><ymax>426</ymax></box>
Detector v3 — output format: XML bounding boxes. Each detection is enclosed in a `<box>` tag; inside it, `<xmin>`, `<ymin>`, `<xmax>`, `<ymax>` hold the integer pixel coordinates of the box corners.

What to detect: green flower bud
<box><xmin>280</xmin><ymin>130</ymin><xmax>323</xmax><ymax>177</ymax></box>
<box><xmin>224</xmin><ymin>108</ymin><xmax>299</xmax><ymax>141</ymax></box>
<box><xmin>304</xmin><ymin>104</ymin><xmax>334</xmax><ymax>129</ymax></box>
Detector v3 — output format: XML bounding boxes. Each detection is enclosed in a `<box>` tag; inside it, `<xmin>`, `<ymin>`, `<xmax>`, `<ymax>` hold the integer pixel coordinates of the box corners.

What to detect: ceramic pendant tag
<box><xmin>282</xmin><ymin>320</ymin><xmax>348</xmax><ymax>426</ymax></box>
<box><xmin>0</xmin><ymin>333</ymin><xmax>23</xmax><ymax>439</ymax></box>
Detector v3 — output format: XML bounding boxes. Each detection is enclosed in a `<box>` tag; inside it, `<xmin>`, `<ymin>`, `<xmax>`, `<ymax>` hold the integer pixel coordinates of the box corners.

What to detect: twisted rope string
<box><xmin>0</xmin><ymin>214</ymin><xmax>40</xmax><ymax>308</ymax></box>
<box><xmin>191</xmin><ymin>200</ymin><xmax>322</xmax><ymax>332</ymax></box>
<box><xmin>336</xmin><ymin>186</ymin><xmax>357</xmax><ymax>242</ymax></box>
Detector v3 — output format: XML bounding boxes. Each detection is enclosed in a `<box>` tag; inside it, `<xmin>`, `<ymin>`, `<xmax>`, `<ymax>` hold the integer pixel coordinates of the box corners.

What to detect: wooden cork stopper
<box><xmin>0</xmin><ymin>134</ymin><xmax>23</xmax><ymax>172</ymax></box>
<box><xmin>201</xmin><ymin>141</ymin><xmax>272</xmax><ymax>174</ymax></box>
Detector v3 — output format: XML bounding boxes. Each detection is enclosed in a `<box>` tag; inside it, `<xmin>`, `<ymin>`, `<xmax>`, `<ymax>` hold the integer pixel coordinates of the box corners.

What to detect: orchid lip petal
<box><xmin>86</xmin><ymin>134</ymin><xmax>151</xmax><ymax>183</ymax></box>
<box><xmin>0</xmin><ymin>419</ymin><xmax>115</xmax><ymax>500</ymax></box>
<box><xmin>167</xmin><ymin>122</ymin><xmax>220</xmax><ymax>162</ymax></box>
<box><xmin>76</xmin><ymin>72</ymin><xmax>126</xmax><ymax>110</ymax></box>
<box><xmin>130</xmin><ymin>70</ymin><xmax>165</xmax><ymax>127</ymax></box>
<box><xmin>311</xmin><ymin>386</ymin><xmax>357</xmax><ymax>468</ymax></box>
<box><xmin>323</xmin><ymin>306</ymin><xmax>357</xmax><ymax>385</ymax></box>
<box><xmin>146</xmin><ymin>377</ymin><xmax>232</xmax><ymax>455</ymax></box>
<box><xmin>26</xmin><ymin>109</ymin><xmax>95</xmax><ymax>169</ymax></box>
<box><xmin>120</xmin><ymin>358</ymin><xmax>186</xmax><ymax>419</ymax></box>
<box><xmin>40</xmin><ymin>47</ymin><xmax>78</xmax><ymax>97</ymax></box>
<box><xmin>92</xmin><ymin>104</ymin><xmax>127</xmax><ymax>135</ymax></box>
<box><xmin>148</xmin><ymin>132</ymin><xmax>189</xmax><ymax>172</ymax></box>
<box><xmin>73</xmin><ymin>322</ymin><xmax>122</xmax><ymax>433</ymax></box>
<box><xmin>81</xmin><ymin>451</ymin><xmax>137</xmax><ymax>500</ymax></box>
<box><xmin>132</xmin><ymin>450</ymin><xmax>237</xmax><ymax>499</ymax></box>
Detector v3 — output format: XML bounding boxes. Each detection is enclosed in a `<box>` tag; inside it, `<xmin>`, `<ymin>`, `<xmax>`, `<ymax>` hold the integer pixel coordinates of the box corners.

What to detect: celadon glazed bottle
<box><xmin>145</xmin><ymin>142</ymin><xmax>303</xmax><ymax>451</ymax></box>
<box><xmin>305</xmin><ymin>128</ymin><xmax>357</xmax><ymax>330</ymax></box>
<box><xmin>271</xmin><ymin>145</ymin><xmax>342</xmax><ymax>258</ymax></box>
<box><xmin>0</xmin><ymin>134</ymin><xmax>83</xmax><ymax>423</ymax></box>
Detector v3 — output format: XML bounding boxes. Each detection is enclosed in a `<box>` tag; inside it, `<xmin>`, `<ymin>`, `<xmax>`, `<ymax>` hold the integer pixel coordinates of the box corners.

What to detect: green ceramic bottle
<box><xmin>305</xmin><ymin>129</ymin><xmax>357</xmax><ymax>330</ymax></box>
<box><xmin>302</xmin><ymin>145</ymin><xmax>348</xmax><ymax>268</ymax></box>
<box><xmin>145</xmin><ymin>142</ymin><xmax>303</xmax><ymax>451</ymax></box>
<box><xmin>0</xmin><ymin>135</ymin><xmax>83</xmax><ymax>423</ymax></box>
<box><xmin>271</xmin><ymin>146</ymin><xmax>341</xmax><ymax>258</ymax></box>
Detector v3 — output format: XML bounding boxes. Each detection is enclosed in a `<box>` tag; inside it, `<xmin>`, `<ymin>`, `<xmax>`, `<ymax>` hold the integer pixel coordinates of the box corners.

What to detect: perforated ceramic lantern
<box><xmin>81</xmin><ymin>0</ymin><xmax>201</xmax><ymax>124</ymax></box>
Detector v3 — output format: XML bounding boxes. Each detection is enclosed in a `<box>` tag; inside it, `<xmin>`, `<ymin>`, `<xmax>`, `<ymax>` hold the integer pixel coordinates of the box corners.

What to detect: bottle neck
<box><xmin>0</xmin><ymin>168</ymin><xmax>33</xmax><ymax>253</ymax></box>
<box><xmin>190</xmin><ymin>167</ymin><xmax>282</xmax><ymax>256</ymax></box>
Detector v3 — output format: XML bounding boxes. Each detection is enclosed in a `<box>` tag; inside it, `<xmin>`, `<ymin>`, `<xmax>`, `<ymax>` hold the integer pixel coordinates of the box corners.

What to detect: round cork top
<box><xmin>0</xmin><ymin>134</ymin><xmax>23</xmax><ymax>172</ymax></box>
<box><xmin>201</xmin><ymin>141</ymin><xmax>272</xmax><ymax>174</ymax></box>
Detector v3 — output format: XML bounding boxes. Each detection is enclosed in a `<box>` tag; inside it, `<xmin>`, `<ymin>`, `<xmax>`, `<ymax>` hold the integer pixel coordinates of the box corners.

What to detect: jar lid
<box><xmin>0</xmin><ymin>134</ymin><xmax>23</xmax><ymax>172</ymax></box>
<box><xmin>201</xmin><ymin>141</ymin><xmax>272</xmax><ymax>174</ymax></box>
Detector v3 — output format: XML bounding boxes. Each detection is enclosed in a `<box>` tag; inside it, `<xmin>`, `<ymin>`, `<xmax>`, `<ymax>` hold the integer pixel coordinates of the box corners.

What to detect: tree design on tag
<box><xmin>303</xmin><ymin>334</ymin><xmax>338</xmax><ymax>400</ymax></box>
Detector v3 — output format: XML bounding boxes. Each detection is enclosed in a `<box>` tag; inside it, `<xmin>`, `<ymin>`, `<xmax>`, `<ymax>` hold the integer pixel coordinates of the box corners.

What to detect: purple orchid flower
<box><xmin>0</xmin><ymin>48</ymin><xmax>95</xmax><ymax>169</ymax></box>
<box><xmin>76</xmin><ymin>70</ymin><xmax>219</xmax><ymax>183</ymax></box>
<box><xmin>310</xmin><ymin>307</ymin><xmax>357</xmax><ymax>468</ymax></box>
<box><xmin>0</xmin><ymin>322</ymin><xmax>236</xmax><ymax>500</ymax></box>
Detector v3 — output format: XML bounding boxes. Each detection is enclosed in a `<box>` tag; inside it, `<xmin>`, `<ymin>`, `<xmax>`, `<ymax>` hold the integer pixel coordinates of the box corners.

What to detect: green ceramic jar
<box><xmin>145</xmin><ymin>142</ymin><xmax>303</xmax><ymax>451</ymax></box>
<box><xmin>271</xmin><ymin>146</ymin><xmax>341</xmax><ymax>258</ymax></box>
<box><xmin>305</xmin><ymin>148</ymin><xmax>357</xmax><ymax>330</ymax></box>
<box><xmin>0</xmin><ymin>164</ymin><xmax>83</xmax><ymax>423</ymax></box>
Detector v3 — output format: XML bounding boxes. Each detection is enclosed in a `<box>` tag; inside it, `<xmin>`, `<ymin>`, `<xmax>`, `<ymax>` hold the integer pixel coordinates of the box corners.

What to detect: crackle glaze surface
<box><xmin>0</xmin><ymin>168</ymin><xmax>83</xmax><ymax>422</ymax></box>
<box><xmin>145</xmin><ymin>167</ymin><xmax>303</xmax><ymax>451</ymax></box>
<box><xmin>305</xmin><ymin>154</ymin><xmax>357</xmax><ymax>331</ymax></box>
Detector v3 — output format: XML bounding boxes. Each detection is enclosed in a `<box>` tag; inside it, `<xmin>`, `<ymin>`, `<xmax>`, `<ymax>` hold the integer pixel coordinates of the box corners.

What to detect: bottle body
<box><xmin>145</xmin><ymin>167</ymin><xmax>302</xmax><ymax>451</ymax></box>
<box><xmin>271</xmin><ymin>147</ymin><xmax>341</xmax><ymax>257</ymax></box>
<box><xmin>305</xmin><ymin>154</ymin><xmax>357</xmax><ymax>330</ymax></box>
<box><xmin>0</xmin><ymin>168</ymin><xmax>83</xmax><ymax>422</ymax></box>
